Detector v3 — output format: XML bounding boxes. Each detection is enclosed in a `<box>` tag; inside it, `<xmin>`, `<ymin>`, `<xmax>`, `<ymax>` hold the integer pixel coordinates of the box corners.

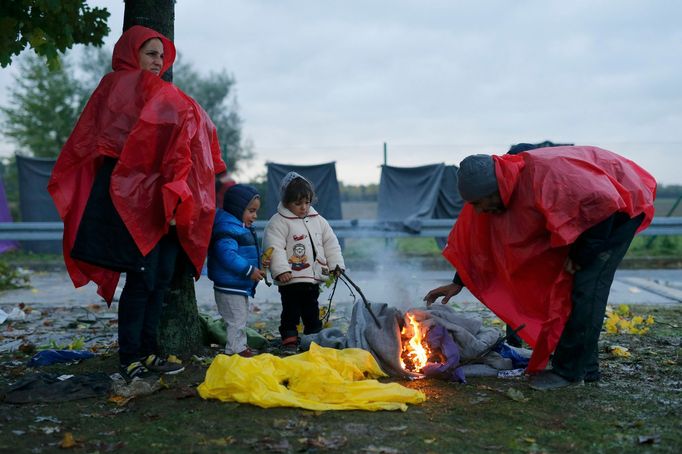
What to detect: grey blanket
<box><xmin>301</xmin><ymin>302</ymin><xmax>513</xmax><ymax>378</ymax></box>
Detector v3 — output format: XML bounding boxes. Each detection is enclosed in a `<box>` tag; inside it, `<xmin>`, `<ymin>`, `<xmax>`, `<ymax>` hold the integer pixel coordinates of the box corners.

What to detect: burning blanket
<box><xmin>197</xmin><ymin>343</ymin><xmax>426</xmax><ymax>411</ymax></box>
<box><xmin>301</xmin><ymin>302</ymin><xmax>514</xmax><ymax>379</ymax></box>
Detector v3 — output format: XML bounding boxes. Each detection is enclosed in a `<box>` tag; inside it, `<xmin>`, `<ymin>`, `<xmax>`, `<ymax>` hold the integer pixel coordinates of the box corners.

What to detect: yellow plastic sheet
<box><xmin>197</xmin><ymin>343</ymin><xmax>426</xmax><ymax>411</ymax></box>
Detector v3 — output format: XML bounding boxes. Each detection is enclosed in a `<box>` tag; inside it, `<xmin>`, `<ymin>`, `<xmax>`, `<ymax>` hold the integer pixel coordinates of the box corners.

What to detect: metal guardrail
<box><xmin>1</xmin><ymin>217</ymin><xmax>681</xmax><ymax>241</ymax></box>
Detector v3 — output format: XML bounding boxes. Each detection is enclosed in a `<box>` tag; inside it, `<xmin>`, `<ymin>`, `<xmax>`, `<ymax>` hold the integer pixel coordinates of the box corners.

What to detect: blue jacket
<box><xmin>207</xmin><ymin>209</ymin><xmax>260</xmax><ymax>297</ymax></box>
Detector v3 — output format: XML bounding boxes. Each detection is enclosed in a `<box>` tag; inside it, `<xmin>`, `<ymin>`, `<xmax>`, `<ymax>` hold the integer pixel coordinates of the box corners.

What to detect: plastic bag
<box><xmin>198</xmin><ymin>343</ymin><xmax>425</xmax><ymax>411</ymax></box>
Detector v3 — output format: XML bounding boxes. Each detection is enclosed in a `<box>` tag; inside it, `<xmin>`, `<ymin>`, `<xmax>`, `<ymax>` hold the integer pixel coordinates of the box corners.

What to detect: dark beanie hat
<box><xmin>457</xmin><ymin>154</ymin><xmax>498</xmax><ymax>202</ymax></box>
<box><xmin>507</xmin><ymin>143</ymin><xmax>538</xmax><ymax>155</ymax></box>
<box><xmin>223</xmin><ymin>184</ymin><xmax>259</xmax><ymax>218</ymax></box>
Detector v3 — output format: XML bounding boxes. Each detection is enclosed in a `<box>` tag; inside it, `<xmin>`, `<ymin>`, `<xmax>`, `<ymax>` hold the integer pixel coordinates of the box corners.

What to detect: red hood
<box><xmin>49</xmin><ymin>27</ymin><xmax>225</xmax><ymax>305</ymax></box>
<box><xmin>112</xmin><ymin>25</ymin><xmax>176</xmax><ymax>75</ymax></box>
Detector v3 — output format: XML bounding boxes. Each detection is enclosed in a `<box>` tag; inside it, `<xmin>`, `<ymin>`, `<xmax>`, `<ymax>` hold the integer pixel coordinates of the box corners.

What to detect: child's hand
<box><xmin>250</xmin><ymin>269</ymin><xmax>266</xmax><ymax>282</ymax></box>
<box><xmin>277</xmin><ymin>272</ymin><xmax>293</xmax><ymax>283</ymax></box>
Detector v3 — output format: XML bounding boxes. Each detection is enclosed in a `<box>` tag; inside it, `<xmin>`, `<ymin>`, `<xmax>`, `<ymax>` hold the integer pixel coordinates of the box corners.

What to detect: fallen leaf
<box><xmin>609</xmin><ymin>345</ymin><xmax>631</xmax><ymax>358</ymax></box>
<box><xmin>173</xmin><ymin>386</ymin><xmax>198</xmax><ymax>399</ymax></box>
<box><xmin>363</xmin><ymin>446</ymin><xmax>399</xmax><ymax>454</ymax></box>
<box><xmin>305</xmin><ymin>435</ymin><xmax>348</xmax><ymax>449</ymax></box>
<box><xmin>204</xmin><ymin>436</ymin><xmax>235</xmax><ymax>446</ymax></box>
<box><xmin>637</xmin><ymin>434</ymin><xmax>660</xmax><ymax>444</ymax></box>
<box><xmin>506</xmin><ymin>388</ymin><xmax>529</xmax><ymax>402</ymax></box>
<box><xmin>42</xmin><ymin>426</ymin><xmax>60</xmax><ymax>434</ymax></box>
<box><xmin>59</xmin><ymin>432</ymin><xmax>76</xmax><ymax>449</ymax></box>
<box><xmin>259</xmin><ymin>437</ymin><xmax>290</xmax><ymax>453</ymax></box>
<box><xmin>108</xmin><ymin>395</ymin><xmax>132</xmax><ymax>407</ymax></box>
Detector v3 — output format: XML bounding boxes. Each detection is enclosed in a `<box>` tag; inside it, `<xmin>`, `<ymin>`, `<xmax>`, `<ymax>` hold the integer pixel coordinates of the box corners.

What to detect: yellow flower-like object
<box><xmin>609</xmin><ymin>345</ymin><xmax>632</xmax><ymax>358</ymax></box>
<box><xmin>604</xmin><ymin>305</ymin><xmax>654</xmax><ymax>335</ymax></box>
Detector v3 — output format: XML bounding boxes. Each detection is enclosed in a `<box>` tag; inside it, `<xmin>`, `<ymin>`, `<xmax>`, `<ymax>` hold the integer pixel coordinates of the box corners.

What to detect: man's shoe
<box><xmin>120</xmin><ymin>361</ymin><xmax>156</xmax><ymax>383</ymax></box>
<box><xmin>529</xmin><ymin>370</ymin><xmax>583</xmax><ymax>391</ymax></box>
<box><xmin>143</xmin><ymin>354</ymin><xmax>185</xmax><ymax>375</ymax></box>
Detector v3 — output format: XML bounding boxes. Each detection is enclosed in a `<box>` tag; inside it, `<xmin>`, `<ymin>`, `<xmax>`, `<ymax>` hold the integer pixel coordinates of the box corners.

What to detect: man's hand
<box><xmin>250</xmin><ymin>268</ymin><xmax>266</xmax><ymax>282</ymax></box>
<box><xmin>423</xmin><ymin>283</ymin><xmax>463</xmax><ymax>306</ymax></box>
<box><xmin>276</xmin><ymin>272</ymin><xmax>293</xmax><ymax>283</ymax></box>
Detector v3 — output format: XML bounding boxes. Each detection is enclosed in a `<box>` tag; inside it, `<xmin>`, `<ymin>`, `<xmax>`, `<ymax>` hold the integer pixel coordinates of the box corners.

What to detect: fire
<box><xmin>400</xmin><ymin>314</ymin><xmax>431</xmax><ymax>372</ymax></box>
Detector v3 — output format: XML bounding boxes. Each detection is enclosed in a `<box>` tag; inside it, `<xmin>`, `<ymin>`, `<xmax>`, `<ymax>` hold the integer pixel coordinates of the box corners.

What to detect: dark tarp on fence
<box><xmin>0</xmin><ymin>173</ymin><xmax>18</xmax><ymax>253</ymax></box>
<box><xmin>264</xmin><ymin>162</ymin><xmax>343</xmax><ymax>220</ymax></box>
<box><xmin>377</xmin><ymin>163</ymin><xmax>464</xmax><ymax>233</ymax></box>
<box><xmin>17</xmin><ymin>155</ymin><xmax>61</xmax><ymax>253</ymax></box>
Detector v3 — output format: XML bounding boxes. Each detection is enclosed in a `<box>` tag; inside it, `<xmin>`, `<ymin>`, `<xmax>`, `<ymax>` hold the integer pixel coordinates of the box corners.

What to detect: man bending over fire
<box><xmin>424</xmin><ymin>146</ymin><xmax>656</xmax><ymax>390</ymax></box>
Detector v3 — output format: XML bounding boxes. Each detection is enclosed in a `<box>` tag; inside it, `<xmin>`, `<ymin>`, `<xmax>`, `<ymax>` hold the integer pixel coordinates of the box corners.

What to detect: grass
<box><xmin>0</xmin><ymin>305</ymin><xmax>680</xmax><ymax>453</ymax></box>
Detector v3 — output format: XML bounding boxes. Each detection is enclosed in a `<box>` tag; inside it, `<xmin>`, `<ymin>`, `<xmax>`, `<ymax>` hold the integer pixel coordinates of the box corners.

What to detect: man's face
<box><xmin>470</xmin><ymin>192</ymin><xmax>505</xmax><ymax>214</ymax></box>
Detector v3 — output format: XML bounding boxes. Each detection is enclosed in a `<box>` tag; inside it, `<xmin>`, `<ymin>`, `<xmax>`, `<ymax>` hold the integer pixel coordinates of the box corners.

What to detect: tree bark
<box><xmin>157</xmin><ymin>260</ymin><xmax>204</xmax><ymax>358</ymax></box>
<box><xmin>121</xmin><ymin>0</ymin><xmax>203</xmax><ymax>358</ymax></box>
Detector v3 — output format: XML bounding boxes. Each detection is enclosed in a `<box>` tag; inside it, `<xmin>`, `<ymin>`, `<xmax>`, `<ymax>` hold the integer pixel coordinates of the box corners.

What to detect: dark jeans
<box><xmin>278</xmin><ymin>283</ymin><xmax>322</xmax><ymax>339</ymax></box>
<box><xmin>551</xmin><ymin>227</ymin><xmax>637</xmax><ymax>381</ymax></box>
<box><xmin>118</xmin><ymin>232</ymin><xmax>180</xmax><ymax>365</ymax></box>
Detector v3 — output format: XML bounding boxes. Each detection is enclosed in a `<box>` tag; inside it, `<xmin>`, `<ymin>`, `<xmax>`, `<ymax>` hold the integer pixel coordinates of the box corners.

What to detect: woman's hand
<box><xmin>276</xmin><ymin>272</ymin><xmax>293</xmax><ymax>283</ymax></box>
<box><xmin>423</xmin><ymin>283</ymin><xmax>463</xmax><ymax>306</ymax></box>
<box><xmin>250</xmin><ymin>268</ymin><xmax>266</xmax><ymax>282</ymax></box>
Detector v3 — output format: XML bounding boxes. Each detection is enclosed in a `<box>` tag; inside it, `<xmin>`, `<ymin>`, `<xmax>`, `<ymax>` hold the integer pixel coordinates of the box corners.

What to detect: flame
<box><xmin>400</xmin><ymin>314</ymin><xmax>430</xmax><ymax>372</ymax></box>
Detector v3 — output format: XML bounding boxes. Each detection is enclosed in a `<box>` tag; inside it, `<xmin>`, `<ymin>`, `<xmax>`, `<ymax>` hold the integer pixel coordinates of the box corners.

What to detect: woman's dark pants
<box><xmin>118</xmin><ymin>233</ymin><xmax>180</xmax><ymax>365</ymax></box>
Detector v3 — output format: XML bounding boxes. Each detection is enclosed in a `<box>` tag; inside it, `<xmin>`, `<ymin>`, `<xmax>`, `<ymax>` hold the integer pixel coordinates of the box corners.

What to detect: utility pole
<box><xmin>383</xmin><ymin>142</ymin><xmax>387</xmax><ymax>166</ymax></box>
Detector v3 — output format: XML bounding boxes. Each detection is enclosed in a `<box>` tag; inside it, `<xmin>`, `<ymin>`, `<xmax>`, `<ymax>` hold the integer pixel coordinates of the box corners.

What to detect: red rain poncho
<box><xmin>48</xmin><ymin>26</ymin><xmax>226</xmax><ymax>304</ymax></box>
<box><xmin>443</xmin><ymin>146</ymin><xmax>656</xmax><ymax>372</ymax></box>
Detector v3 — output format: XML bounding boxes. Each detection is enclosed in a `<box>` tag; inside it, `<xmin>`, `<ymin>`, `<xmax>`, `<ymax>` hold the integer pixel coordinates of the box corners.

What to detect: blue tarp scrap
<box><xmin>28</xmin><ymin>350</ymin><xmax>95</xmax><ymax>367</ymax></box>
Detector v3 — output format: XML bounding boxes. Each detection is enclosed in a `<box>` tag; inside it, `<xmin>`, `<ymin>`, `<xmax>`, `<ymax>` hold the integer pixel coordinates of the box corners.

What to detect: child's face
<box><xmin>242</xmin><ymin>197</ymin><xmax>261</xmax><ymax>227</ymax></box>
<box><xmin>285</xmin><ymin>198</ymin><xmax>310</xmax><ymax>218</ymax></box>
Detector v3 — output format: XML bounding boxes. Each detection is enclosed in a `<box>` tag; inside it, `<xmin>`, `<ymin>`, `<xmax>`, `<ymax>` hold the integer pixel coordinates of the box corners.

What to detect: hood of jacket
<box><xmin>112</xmin><ymin>25</ymin><xmax>176</xmax><ymax>75</ymax></box>
<box><xmin>276</xmin><ymin>202</ymin><xmax>318</xmax><ymax>220</ymax></box>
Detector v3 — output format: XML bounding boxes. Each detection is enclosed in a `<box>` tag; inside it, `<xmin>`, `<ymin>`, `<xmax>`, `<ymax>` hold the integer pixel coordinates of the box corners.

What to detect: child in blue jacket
<box><xmin>207</xmin><ymin>184</ymin><xmax>265</xmax><ymax>357</ymax></box>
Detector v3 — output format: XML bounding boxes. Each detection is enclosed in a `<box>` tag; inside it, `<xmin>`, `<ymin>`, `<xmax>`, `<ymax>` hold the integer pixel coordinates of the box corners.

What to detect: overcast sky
<box><xmin>1</xmin><ymin>0</ymin><xmax>680</xmax><ymax>185</ymax></box>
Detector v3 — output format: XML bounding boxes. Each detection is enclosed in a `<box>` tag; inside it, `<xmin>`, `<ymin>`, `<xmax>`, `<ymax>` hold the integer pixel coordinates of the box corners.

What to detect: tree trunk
<box><xmin>122</xmin><ymin>0</ymin><xmax>203</xmax><ymax>358</ymax></box>
<box><xmin>123</xmin><ymin>0</ymin><xmax>175</xmax><ymax>82</ymax></box>
<box><xmin>157</xmin><ymin>260</ymin><xmax>204</xmax><ymax>358</ymax></box>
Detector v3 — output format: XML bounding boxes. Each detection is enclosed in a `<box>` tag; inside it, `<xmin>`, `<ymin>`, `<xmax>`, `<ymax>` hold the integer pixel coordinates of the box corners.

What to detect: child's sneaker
<box><xmin>143</xmin><ymin>354</ymin><xmax>185</xmax><ymax>375</ymax></box>
<box><xmin>281</xmin><ymin>336</ymin><xmax>299</xmax><ymax>355</ymax></box>
<box><xmin>119</xmin><ymin>361</ymin><xmax>156</xmax><ymax>383</ymax></box>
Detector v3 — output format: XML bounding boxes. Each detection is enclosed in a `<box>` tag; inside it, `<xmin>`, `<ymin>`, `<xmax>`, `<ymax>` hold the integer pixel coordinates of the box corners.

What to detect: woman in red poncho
<box><xmin>424</xmin><ymin>146</ymin><xmax>656</xmax><ymax>390</ymax></box>
<box><xmin>48</xmin><ymin>26</ymin><xmax>226</xmax><ymax>381</ymax></box>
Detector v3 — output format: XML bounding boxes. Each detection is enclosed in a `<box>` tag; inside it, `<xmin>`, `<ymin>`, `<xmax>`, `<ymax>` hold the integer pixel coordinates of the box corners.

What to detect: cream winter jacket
<box><xmin>263</xmin><ymin>203</ymin><xmax>345</xmax><ymax>285</ymax></box>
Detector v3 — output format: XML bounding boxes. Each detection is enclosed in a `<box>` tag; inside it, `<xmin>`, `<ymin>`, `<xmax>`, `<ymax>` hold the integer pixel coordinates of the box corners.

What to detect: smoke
<box><xmin>329</xmin><ymin>237</ymin><xmax>454</xmax><ymax>313</ymax></box>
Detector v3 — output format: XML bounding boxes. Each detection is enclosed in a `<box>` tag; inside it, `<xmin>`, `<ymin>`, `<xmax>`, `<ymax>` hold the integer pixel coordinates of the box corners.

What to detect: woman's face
<box><xmin>138</xmin><ymin>38</ymin><xmax>164</xmax><ymax>75</ymax></box>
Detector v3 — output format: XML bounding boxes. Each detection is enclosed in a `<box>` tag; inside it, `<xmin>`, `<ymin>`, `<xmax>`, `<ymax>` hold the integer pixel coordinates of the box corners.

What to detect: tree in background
<box><xmin>0</xmin><ymin>52</ymin><xmax>88</xmax><ymax>158</ymax></box>
<box><xmin>0</xmin><ymin>0</ymin><xmax>109</xmax><ymax>69</ymax></box>
<box><xmin>173</xmin><ymin>60</ymin><xmax>253</xmax><ymax>173</ymax></box>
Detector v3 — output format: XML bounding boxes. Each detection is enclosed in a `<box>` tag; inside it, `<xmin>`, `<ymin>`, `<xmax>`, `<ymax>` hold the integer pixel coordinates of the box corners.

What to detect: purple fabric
<box><xmin>421</xmin><ymin>324</ymin><xmax>467</xmax><ymax>383</ymax></box>
<box><xmin>0</xmin><ymin>175</ymin><xmax>18</xmax><ymax>254</ymax></box>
